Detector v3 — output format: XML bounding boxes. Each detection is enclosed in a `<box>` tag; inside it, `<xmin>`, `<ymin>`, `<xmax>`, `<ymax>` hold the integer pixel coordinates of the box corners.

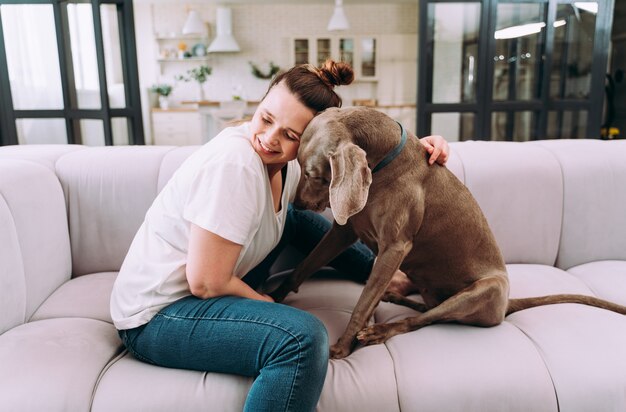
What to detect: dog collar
<box><xmin>372</xmin><ymin>121</ymin><xmax>407</xmax><ymax>173</ymax></box>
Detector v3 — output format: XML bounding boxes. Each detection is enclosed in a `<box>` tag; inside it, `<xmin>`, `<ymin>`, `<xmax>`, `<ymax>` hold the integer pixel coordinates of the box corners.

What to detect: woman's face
<box><xmin>249</xmin><ymin>82</ymin><xmax>315</xmax><ymax>167</ymax></box>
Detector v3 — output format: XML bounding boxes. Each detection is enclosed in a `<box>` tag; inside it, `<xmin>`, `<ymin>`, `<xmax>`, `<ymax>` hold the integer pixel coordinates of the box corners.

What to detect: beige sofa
<box><xmin>1</xmin><ymin>139</ymin><xmax>625</xmax><ymax>411</ymax></box>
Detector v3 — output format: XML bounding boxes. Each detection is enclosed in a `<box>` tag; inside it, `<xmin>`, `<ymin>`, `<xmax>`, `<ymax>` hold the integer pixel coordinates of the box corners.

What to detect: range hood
<box><xmin>208</xmin><ymin>7</ymin><xmax>240</xmax><ymax>53</ymax></box>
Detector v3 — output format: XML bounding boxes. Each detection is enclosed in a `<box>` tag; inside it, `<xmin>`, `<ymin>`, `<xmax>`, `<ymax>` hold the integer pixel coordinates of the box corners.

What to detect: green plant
<box><xmin>150</xmin><ymin>83</ymin><xmax>173</xmax><ymax>97</ymax></box>
<box><xmin>249</xmin><ymin>61</ymin><xmax>280</xmax><ymax>79</ymax></box>
<box><xmin>176</xmin><ymin>65</ymin><xmax>212</xmax><ymax>84</ymax></box>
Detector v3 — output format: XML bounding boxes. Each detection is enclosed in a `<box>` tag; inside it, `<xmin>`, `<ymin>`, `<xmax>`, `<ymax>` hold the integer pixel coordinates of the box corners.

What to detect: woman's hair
<box><xmin>265</xmin><ymin>59</ymin><xmax>354</xmax><ymax>113</ymax></box>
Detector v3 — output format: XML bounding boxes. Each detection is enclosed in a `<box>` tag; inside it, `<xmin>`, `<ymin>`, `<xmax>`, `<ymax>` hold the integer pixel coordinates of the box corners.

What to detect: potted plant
<box><xmin>151</xmin><ymin>83</ymin><xmax>173</xmax><ymax>109</ymax></box>
<box><xmin>176</xmin><ymin>65</ymin><xmax>212</xmax><ymax>101</ymax></box>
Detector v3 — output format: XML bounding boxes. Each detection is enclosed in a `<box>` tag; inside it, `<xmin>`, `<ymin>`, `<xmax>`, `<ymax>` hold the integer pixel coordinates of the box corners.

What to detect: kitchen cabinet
<box><xmin>291</xmin><ymin>35</ymin><xmax>378</xmax><ymax>81</ymax></box>
<box><xmin>151</xmin><ymin>109</ymin><xmax>203</xmax><ymax>145</ymax></box>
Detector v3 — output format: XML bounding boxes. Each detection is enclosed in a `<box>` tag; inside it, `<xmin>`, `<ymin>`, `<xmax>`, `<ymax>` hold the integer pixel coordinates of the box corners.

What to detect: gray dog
<box><xmin>270</xmin><ymin>107</ymin><xmax>626</xmax><ymax>359</ymax></box>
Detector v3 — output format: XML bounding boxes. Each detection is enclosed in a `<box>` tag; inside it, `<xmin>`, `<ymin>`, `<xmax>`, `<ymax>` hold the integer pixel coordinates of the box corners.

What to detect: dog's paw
<box><xmin>329</xmin><ymin>343</ymin><xmax>351</xmax><ymax>359</ymax></box>
<box><xmin>357</xmin><ymin>324</ymin><xmax>395</xmax><ymax>346</ymax></box>
<box><xmin>381</xmin><ymin>291</ymin><xmax>402</xmax><ymax>303</ymax></box>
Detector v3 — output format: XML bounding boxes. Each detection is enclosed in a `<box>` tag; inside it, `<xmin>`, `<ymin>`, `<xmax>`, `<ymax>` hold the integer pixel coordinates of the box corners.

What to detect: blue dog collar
<box><xmin>372</xmin><ymin>121</ymin><xmax>407</xmax><ymax>173</ymax></box>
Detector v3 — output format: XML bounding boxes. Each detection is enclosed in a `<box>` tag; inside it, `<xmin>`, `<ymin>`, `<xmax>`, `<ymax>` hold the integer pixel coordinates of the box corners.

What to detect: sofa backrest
<box><xmin>449</xmin><ymin>141</ymin><xmax>564</xmax><ymax>266</ymax></box>
<box><xmin>0</xmin><ymin>159</ymin><xmax>72</xmax><ymax>334</ymax></box>
<box><xmin>54</xmin><ymin>146</ymin><xmax>191</xmax><ymax>276</ymax></box>
<box><xmin>532</xmin><ymin>140</ymin><xmax>626</xmax><ymax>269</ymax></box>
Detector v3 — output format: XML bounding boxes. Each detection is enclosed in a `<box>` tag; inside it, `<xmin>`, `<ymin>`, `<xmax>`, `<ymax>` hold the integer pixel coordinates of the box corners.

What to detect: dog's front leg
<box><xmin>270</xmin><ymin>221</ymin><xmax>359</xmax><ymax>302</ymax></box>
<box><xmin>330</xmin><ymin>241</ymin><xmax>411</xmax><ymax>359</ymax></box>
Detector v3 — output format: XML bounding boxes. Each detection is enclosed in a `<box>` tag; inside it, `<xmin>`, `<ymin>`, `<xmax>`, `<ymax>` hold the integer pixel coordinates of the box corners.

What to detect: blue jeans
<box><xmin>119</xmin><ymin>206</ymin><xmax>375</xmax><ymax>411</ymax></box>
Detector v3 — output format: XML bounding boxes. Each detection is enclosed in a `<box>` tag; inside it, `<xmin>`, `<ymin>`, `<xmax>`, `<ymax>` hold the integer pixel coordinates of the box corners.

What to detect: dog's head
<box><xmin>295</xmin><ymin>108</ymin><xmax>372</xmax><ymax>225</ymax></box>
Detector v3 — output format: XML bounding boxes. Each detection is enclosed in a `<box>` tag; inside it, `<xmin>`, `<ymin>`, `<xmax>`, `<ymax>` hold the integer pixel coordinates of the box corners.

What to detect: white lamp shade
<box><xmin>328</xmin><ymin>0</ymin><xmax>349</xmax><ymax>31</ymax></box>
<box><xmin>182</xmin><ymin>10</ymin><xmax>206</xmax><ymax>35</ymax></box>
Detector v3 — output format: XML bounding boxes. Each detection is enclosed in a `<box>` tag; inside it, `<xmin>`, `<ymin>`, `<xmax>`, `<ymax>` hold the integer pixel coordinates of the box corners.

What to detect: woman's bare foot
<box><xmin>385</xmin><ymin>270</ymin><xmax>419</xmax><ymax>296</ymax></box>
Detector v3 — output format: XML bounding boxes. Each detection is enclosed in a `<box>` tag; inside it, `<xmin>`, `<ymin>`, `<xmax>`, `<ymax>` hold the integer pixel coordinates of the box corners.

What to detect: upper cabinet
<box><xmin>292</xmin><ymin>35</ymin><xmax>378</xmax><ymax>81</ymax></box>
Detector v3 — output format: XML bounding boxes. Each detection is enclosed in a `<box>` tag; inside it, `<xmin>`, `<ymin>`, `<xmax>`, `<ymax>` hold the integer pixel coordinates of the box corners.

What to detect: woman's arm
<box><xmin>419</xmin><ymin>135</ymin><xmax>450</xmax><ymax>165</ymax></box>
<box><xmin>186</xmin><ymin>223</ymin><xmax>274</xmax><ymax>302</ymax></box>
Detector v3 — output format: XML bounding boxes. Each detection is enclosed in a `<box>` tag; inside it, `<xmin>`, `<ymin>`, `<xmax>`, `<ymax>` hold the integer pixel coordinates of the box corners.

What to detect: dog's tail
<box><xmin>506</xmin><ymin>294</ymin><xmax>626</xmax><ymax>316</ymax></box>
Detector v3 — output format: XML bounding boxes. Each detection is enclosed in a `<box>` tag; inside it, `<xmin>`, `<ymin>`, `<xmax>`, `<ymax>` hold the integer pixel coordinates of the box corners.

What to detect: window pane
<box><xmin>294</xmin><ymin>39</ymin><xmax>309</xmax><ymax>65</ymax></box>
<box><xmin>339</xmin><ymin>38</ymin><xmax>354</xmax><ymax>68</ymax></box>
<box><xmin>491</xmin><ymin>111</ymin><xmax>535</xmax><ymax>141</ymax></box>
<box><xmin>112</xmin><ymin>118</ymin><xmax>130</xmax><ymax>145</ymax></box>
<box><xmin>361</xmin><ymin>38</ymin><xmax>376</xmax><ymax>77</ymax></box>
<box><xmin>493</xmin><ymin>3</ymin><xmax>546</xmax><ymax>101</ymax></box>
<box><xmin>317</xmin><ymin>38</ymin><xmax>331</xmax><ymax>67</ymax></box>
<box><xmin>16</xmin><ymin>119</ymin><xmax>67</xmax><ymax>144</ymax></box>
<box><xmin>101</xmin><ymin>4</ymin><xmax>127</xmax><ymax>109</ymax></box>
<box><xmin>547</xmin><ymin>110</ymin><xmax>588</xmax><ymax>138</ymax></box>
<box><xmin>67</xmin><ymin>4</ymin><xmax>101</xmax><ymax>110</ymax></box>
<box><xmin>431</xmin><ymin>112</ymin><xmax>475</xmax><ymax>142</ymax></box>
<box><xmin>1</xmin><ymin>5</ymin><xmax>63</xmax><ymax>110</ymax></box>
<box><xmin>80</xmin><ymin>119</ymin><xmax>105</xmax><ymax>146</ymax></box>
<box><xmin>550</xmin><ymin>3</ymin><xmax>597</xmax><ymax>99</ymax></box>
<box><xmin>429</xmin><ymin>3</ymin><xmax>481</xmax><ymax>103</ymax></box>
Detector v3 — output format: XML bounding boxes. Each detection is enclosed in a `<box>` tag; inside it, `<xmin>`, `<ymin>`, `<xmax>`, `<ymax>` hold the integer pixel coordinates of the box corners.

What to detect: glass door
<box><xmin>418</xmin><ymin>0</ymin><xmax>614</xmax><ymax>141</ymax></box>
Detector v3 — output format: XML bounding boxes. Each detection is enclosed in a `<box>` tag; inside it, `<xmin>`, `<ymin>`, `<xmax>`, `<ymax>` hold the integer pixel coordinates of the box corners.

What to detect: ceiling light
<box><xmin>574</xmin><ymin>2</ymin><xmax>598</xmax><ymax>14</ymax></box>
<box><xmin>494</xmin><ymin>22</ymin><xmax>546</xmax><ymax>40</ymax></box>
<box><xmin>182</xmin><ymin>9</ymin><xmax>206</xmax><ymax>35</ymax></box>
<box><xmin>553</xmin><ymin>19</ymin><xmax>567</xmax><ymax>28</ymax></box>
<box><xmin>327</xmin><ymin>0</ymin><xmax>349</xmax><ymax>31</ymax></box>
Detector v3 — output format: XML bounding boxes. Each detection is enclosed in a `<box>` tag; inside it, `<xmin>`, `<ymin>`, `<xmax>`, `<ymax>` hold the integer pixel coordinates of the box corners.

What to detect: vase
<box><xmin>197</xmin><ymin>84</ymin><xmax>206</xmax><ymax>102</ymax></box>
<box><xmin>158</xmin><ymin>95</ymin><xmax>170</xmax><ymax>110</ymax></box>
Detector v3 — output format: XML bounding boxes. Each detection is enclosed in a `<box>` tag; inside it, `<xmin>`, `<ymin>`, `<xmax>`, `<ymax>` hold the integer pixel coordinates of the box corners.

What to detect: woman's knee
<box><xmin>287</xmin><ymin>310</ymin><xmax>329</xmax><ymax>371</ymax></box>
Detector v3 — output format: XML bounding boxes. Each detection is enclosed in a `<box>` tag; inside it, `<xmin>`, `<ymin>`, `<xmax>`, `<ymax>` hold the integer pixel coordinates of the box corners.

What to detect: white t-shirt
<box><xmin>110</xmin><ymin>122</ymin><xmax>300</xmax><ymax>330</ymax></box>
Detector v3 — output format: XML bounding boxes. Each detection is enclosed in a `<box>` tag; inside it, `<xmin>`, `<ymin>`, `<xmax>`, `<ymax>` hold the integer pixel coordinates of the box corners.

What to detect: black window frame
<box><xmin>0</xmin><ymin>0</ymin><xmax>144</xmax><ymax>146</ymax></box>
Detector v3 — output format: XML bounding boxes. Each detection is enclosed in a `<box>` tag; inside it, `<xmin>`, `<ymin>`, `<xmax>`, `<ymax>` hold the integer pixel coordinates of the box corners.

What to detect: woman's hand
<box><xmin>419</xmin><ymin>135</ymin><xmax>449</xmax><ymax>166</ymax></box>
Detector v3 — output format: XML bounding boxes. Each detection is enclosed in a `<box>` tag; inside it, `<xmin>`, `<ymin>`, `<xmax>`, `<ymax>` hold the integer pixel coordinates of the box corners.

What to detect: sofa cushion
<box><xmin>506</xmin><ymin>264</ymin><xmax>595</xmax><ymax>298</ymax></box>
<box><xmin>507</xmin><ymin>305</ymin><xmax>626</xmax><ymax>412</ymax></box>
<box><xmin>0</xmin><ymin>318</ymin><xmax>123</xmax><ymax>411</ymax></box>
<box><xmin>389</xmin><ymin>322</ymin><xmax>558</xmax><ymax>411</ymax></box>
<box><xmin>92</xmin><ymin>353</ymin><xmax>250</xmax><ymax>412</ymax></box>
<box><xmin>532</xmin><ymin>140</ymin><xmax>626</xmax><ymax>269</ymax></box>
<box><xmin>451</xmin><ymin>141</ymin><xmax>563</xmax><ymax>266</ymax></box>
<box><xmin>0</xmin><ymin>159</ymin><xmax>71</xmax><ymax>334</ymax></box>
<box><xmin>567</xmin><ymin>260</ymin><xmax>626</xmax><ymax>306</ymax></box>
<box><xmin>55</xmin><ymin>146</ymin><xmax>175</xmax><ymax>276</ymax></box>
<box><xmin>0</xmin><ymin>144</ymin><xmax>84</xmax><ymax>170</ymax></box>
<box><xmin>281</xmin><ymin>274</ymin><xmax>400</xmax><ymax>412</ymax></box>
<box><xmin>31</xmin><ymin>272</ymin><xmax>117</xmax><ymax>324</ymax></box>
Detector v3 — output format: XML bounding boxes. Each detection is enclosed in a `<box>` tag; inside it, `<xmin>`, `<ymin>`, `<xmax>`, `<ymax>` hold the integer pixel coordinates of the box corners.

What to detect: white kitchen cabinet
<box><xmin>291</xmin><ymin>35</ymin><xmax>378</xmax><ymax>81</ymax></box>
<box><xmin>151</xmin><ymin>109</ymin><xmax>203</xmax><ymax>146</ymax></box>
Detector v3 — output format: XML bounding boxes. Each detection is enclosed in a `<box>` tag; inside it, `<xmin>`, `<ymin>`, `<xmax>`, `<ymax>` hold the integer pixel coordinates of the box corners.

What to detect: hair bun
<box><xmin>318</xmin><ymin>59</ymin><xmax>354</xmax><ymax>88</ymax></box>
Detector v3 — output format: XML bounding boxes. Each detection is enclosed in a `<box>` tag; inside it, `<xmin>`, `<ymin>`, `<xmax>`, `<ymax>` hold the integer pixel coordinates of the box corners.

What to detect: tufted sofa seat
<box><xmin>1</xmin><ymin>139</ymin><xmax>625</xmax><ymax>411</ymax></box>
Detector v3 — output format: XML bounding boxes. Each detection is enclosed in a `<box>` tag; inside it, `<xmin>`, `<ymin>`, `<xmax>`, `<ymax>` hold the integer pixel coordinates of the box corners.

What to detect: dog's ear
<box><xmin>328</xmin><ymin>143</ymin><xmax>372</xmax><ymax>225</ymax></box>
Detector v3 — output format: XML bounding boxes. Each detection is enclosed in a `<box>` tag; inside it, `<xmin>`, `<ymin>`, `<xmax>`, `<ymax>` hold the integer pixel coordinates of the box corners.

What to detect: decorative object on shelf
<box><xmin>248</xmin><ymin>61</ymin><xmax>280</xmax><ymax>79</ymax></box>
<box><xmin>192</xmin><ymin>43</ymin><xmax>207</xmax><ymax>57</ymax></box>
<box><xmin>176</xmin><ymin>65</ymin><xmax>212</xmax><ymax>101</ymax></box>
<box><xmin>151</xmin><ymin>83</ymin><xmax>173</xmax><ymax>109</ymax></box>
<box><xmin>182</xmin><ymin>9</ymin><xmax>206</xmax><ymax>35</ymax></box>
<box><xmin>328</xmin><ymin>0</ymin><xmax>350</xmax><ymax>31</ymax></box>
<box><xmin>207</xmin><ymin>7</ymin><xmax>240</xmax><ymax>53</ymax></box>
<box><xmin>177</xmin><ymin>41</ymin><xmax>187</xmax><ymax>59</ymax></box>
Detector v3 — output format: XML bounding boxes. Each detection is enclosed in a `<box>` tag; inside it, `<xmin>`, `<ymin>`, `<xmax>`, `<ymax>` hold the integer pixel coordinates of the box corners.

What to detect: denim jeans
<box><xmin>119</xmin><ymin>206</ymin><xmax>375</xmax><ymax>411</ymax></box>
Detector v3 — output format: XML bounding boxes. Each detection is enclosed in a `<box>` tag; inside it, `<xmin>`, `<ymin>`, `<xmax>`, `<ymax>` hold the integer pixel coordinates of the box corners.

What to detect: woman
<box><xmin>110</xmin><ymin>60</ymin><xmax>449</xmax><ymax>412</ymax></box>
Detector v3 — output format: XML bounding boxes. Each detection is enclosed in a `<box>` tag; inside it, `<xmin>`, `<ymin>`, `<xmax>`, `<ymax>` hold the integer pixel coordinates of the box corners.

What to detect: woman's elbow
<box><xmin>187</xmin><ymin>275</ymin><xmax>224</xmax><ymax>299</ymax></box>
